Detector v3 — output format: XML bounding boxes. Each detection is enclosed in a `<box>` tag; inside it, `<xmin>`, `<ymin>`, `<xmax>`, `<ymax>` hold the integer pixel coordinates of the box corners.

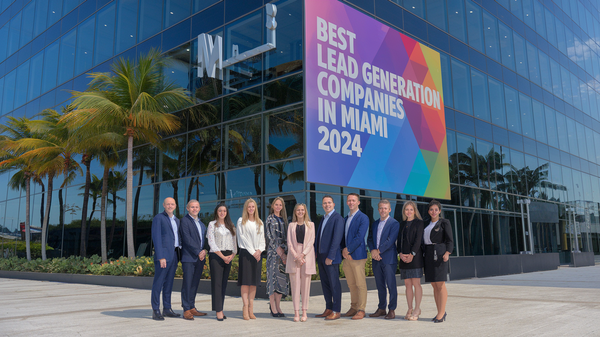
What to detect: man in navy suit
<box><xmin>367</xmin><ymin>199</ymin><xmax>400</xmax><ymax>319</ymax></box>
<box><xmin>341</xmin><ymin>193</ymin><xmax>370</xmax><ymax>320</ymax></box>
<box><xmin>151</xmin><ymin>197</ymin><xmax>181</xmax><ymax>320</ymax></box>
<box><xmin>314</xmin><ymin>195</ymin><xmax>344</xmax><ymax>320</ymax></box>
<box><xmin>180</xmin><ymin>200</ymin><xmax>208</xmax><ymax>320</ymax></box>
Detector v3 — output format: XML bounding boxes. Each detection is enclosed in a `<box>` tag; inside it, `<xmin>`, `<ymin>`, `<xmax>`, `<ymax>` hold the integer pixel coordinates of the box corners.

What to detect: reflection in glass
<box><xmin>265</xmin><ymin>158</ymin><xmax>304</xmax><ymax>194</ymax></box>
<box><xmin>224</xmin><ymin>86</ymin><xmax>263</xmax><ymax>120</ymax></box>
<box><xmin>227</xmin><ymin>166</ymin><xmax>261</xmax><ymax>198</ymax></box>
<box><xmin>267</xmin><ymin>108</ymin><xmax>303</xmax><ymax>161</ymax></box>
<box><xmin>223</xmin><ymin>11</ymin><xmax>263</xmax><ymax>93</ymax></box>
<box><xmin>187</xmin><ymin>173</ymin><xmax>221</xmax><ymax>203</ymax></box>
<box><xmin>95</xmin><ymin>3</ymin><xmax>116</xmax><ymax>65</ymax></box>
<box><xmin>264</xmin><ymin>74</ymin><xmax>302</xmax><ymax>110</ymax></box>
<box><xmin>187</xmin><ymin>126</ymin><xmax>221</xmax><ymax>175</ymax></box>
<box><xmin>75</xmin><ymin>17</ymin><xmax>95</xmax><ymax>75</ymax></box>
<box><xmin>165</xmin><ymin>0</ymin><xmax>191</xmax><ymax>28</ymax></box>
<box><xmin>226</xmin><ymin>117</ymin><xmax>262</xmax><ymax>168</ymax></box>
<box><xmin>164</xmin><ymin>43</ymin><xmax>192</xmax><ymax>92</ymax></box>
<box><xmin>451</xmin><ymin>58</ymin><xmax>472</xmax><ymax>115</ymax></box>
<box><xmin>139</xmin><ymin>0</ymin><xmax>163</xmax><ymax>42</ymax></box>
<box><xmin>264</xmin><ymin>0</ymin><xmax>303</xmax><ymax>80</ymax></box>
<box><xmin>482</xmin><ymin>12</ymin><xmax>499</xmax><ymax>61</ymax></box>
<box><xmin>58</xmin><ymin>29</ymin><xmax>77</xmax><ymax>85</ymax></box>
<box><xmin>461</xmin><ymin>208</ymin><xmax>482</xmax><ymax>255</ymax></box>
<box><xmin>157</xmin><ymin>135</ymin><xmax>187</xmax><ymax>184</ymax></box>
<box><xmin>498</xmin><ymin>22</ymin><xmax>514</xmax><ymax>70</ymax></box>
<box><xmin>466</xmin><ymin>0</ymin><xmax>482</xmax><ymax>51</ymax></box>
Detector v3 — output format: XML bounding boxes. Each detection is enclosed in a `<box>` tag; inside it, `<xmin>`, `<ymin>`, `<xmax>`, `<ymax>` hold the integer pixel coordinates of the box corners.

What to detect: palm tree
<box><xmin>79</xmin><ymin>174</ymin><xmax>103</xmax><ymax>231</ymax></box>
<box><xmin>0</xmin><ymin>116</ymin><xmax>40</xmax><ymax>261</ymax></box>
<box><xmin>64</xmin><ymin>49</ymin><xmax>194</xmax><ymax>258</ymax></box>
<box><xmin>19</xmin><ymin>109</ymin><xmax>82</xmax><ymax>259</ymax></box>
<box><xmin>266</xmin><ymin>143</ymin><xmax>303</xmax><ymax>192</ymax></box>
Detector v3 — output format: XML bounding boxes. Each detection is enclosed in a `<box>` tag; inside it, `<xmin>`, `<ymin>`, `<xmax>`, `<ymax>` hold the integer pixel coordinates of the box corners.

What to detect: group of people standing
<box><xmin>149</xmin><ymin>194</ymin><xmax>453</xmax><ymax>324</ymax></box>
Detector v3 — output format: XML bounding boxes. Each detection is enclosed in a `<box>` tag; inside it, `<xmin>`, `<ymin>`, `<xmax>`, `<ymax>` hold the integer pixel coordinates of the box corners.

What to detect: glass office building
<box><xmin>0</xmin><ymin>0</ymin><xmax>598</xmax><ymax>271</ymax></box>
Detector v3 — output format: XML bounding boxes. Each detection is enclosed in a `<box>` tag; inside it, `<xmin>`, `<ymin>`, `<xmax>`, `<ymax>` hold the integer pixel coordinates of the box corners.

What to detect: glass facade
<box><xmin>0</xmin><ymin>0</ymin><xmax>599</xmax><ymax>262</ymax></box>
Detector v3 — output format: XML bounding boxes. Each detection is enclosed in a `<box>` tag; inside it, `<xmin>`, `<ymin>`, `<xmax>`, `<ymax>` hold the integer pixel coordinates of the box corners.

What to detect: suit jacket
<box><xmin>397</xmin><ymin>219</ymin><xmax>424</xmax><ymax>269</ymax></box>
<box><xmin>286</xmin><ymin>221</ymin><xmax>316</xmax><ymax>275</ymax></box>
<box><xmin>342</xmin><ymin>210</ymin><xmax>369</xmax><ymax>260</ymax></box>
<box><xmin>151</xmin><ymin>211</ymin><xmax>180</xmax><ymax>262</ymax></box>
<box><xmin>179</xmin><ymin>214</ymin><xmax>208</xmax><ymax>263</ymax></box>
<box><xmin>423</xmin><ymin>218</ymin><xmax>454</xmax><ymax>254</ymax></box>
<box><xmin>315</xmin><ymin>210</ymin><xmax>344</xmax><ymax>264</ymax></box>
<box><xmin>367</xmin><ymin>217</ymin><xmax>399</xmax><ymax>265</ymax></box>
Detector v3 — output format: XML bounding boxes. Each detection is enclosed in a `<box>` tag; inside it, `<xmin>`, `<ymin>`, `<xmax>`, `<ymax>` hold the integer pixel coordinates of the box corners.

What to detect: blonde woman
<box><xmin>397</xmin><ymin>201</ymin><xmax>424</xmax><ymax>321</ymax></box>
<box><xmin>286</xmin><ymin>203</ymin><xmax>316</xmax><ymax>322</ymax></box>
<box><xmin>237</xmin><ymin>198</ymin><xmax>266</xmax><ymax>320</ymax></box>
<box><xmin>266</xmin><ymin>197</ymin><xmax>289</xmax><ymax>317</ymax></box>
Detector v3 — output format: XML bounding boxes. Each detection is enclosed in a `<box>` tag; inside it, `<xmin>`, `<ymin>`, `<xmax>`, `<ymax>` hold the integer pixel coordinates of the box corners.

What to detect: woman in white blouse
<box><xmin>237</xmin><ymin>198</ymin><xmax>265</xmax><ymax>320</ymax></box>
<box><xmin>207</xmin><ymin>202</ymin><xmax>237</xmax><ymax>321</ymax></box>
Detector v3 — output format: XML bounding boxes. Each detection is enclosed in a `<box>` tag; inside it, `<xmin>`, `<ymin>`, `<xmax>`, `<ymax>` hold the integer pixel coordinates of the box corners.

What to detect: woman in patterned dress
<box><xmin>265</xmin><ymin>197</ymin><xmax>289</xmax><ymax>317</ymax></box>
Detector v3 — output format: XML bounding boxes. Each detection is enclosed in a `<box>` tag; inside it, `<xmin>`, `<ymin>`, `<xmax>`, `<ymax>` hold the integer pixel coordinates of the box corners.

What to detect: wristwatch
<box><xmin>411</xmin><ymin>251</ymin><xmax>416</xmax><ymax>256</ymax></box>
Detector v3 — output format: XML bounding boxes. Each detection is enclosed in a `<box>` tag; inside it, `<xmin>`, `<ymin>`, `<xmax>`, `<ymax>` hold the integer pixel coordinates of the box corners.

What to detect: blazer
<box><xmin>315</xmin><ymin>210</ymin><xmax>345</xmax><ymax>264</ymax></box>
<box><xmin>423</xmin><ymin>218</ymin><xmax>454</xmax><ymax>254</ymax></box>
<box><xmin>342</xmin><ymin>210</ymin><xmax>370</xmax><ymax>260</ymax></box>
<box><xmin>367</xmin><ymin>217</ymin><xmax>399</xmax><ymax>265</ymax></box>
<box><xmin>397</xmin><ymin>218</ymin><xmax>424</xmax><ymax>269</ymax></box>
<box><xmin>151</xmin><ymin>211</ymin><xmax>180</xmax><ymax>262</ymax></box>
<box><xmin>286</xmin><ymin>221</ymin><xmax>317</xmax><ymax>275</ymax></box>
<box><xmin>179</xmin><ymin>214</ymin><xmax>208</xmax><ymax>263</ymax></box>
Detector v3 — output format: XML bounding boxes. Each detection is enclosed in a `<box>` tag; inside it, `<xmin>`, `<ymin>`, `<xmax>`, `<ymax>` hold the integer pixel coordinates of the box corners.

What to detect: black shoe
<box><xmin>277</xmin><ymin>313</ymin><xmax>286</xmax><ymax>317</ymax></box>
<box><xmin>163</xmin><ymin>308</ymin><xmax>181</xmax><ymax>317</ymax></box>
<box><xmin>217</xmin><ymin>317</ymin><xmax>224</xmax><ymax>321</ymax></box>
<box><xmin>152</xmin><ymin>310</ymin><xmax>164</xmax><ymax>321</ymax></box>
<box><xmin>223</xmin><ymin>315</ymin><xmax>227</xmax><ymax>319</ymax></box>
<box><xmin>270</xmin><ymin>304</ymin><xmax>278</xmax><ymax>317</ymax></box>
<box><xmin>433</xmin><ymin>312</ymin><xmax>447</xmax><ymax>323</ymax></box>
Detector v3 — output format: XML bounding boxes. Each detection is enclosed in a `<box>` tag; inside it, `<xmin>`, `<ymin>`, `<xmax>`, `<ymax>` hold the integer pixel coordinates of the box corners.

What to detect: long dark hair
<box><xmin>213</xmin><ymin>202</ymin><xmax>235</xmax><ymax>235</ymax></box>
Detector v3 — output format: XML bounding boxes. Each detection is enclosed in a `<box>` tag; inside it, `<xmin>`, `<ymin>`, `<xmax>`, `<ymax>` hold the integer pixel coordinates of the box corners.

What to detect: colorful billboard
<box><xmin>304</xmin><ymin>0</ymin><xmax>451</xmax><ymax>199</ymax></box>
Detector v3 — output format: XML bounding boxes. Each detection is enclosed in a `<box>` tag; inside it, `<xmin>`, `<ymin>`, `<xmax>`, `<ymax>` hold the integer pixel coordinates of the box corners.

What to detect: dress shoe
<box><xmin>163</xmin><ymin>308</ymin><xmax>180</xmax><ymax>317</ymax></box>
<box><xmin>384</xmin><ymin>310</ymin><xmax>395</xmax><ymax>319</ymax></box>
<box><xmin>315</xmin><ymin>309</ymin><xmax>333</xmax><ymax>318</ymax></box>
<box><xmin>190</xmin><ymin>308</ymin><xmax>207</xmax><ymax>316</ymax></box>
<box><xmin>369</xmin><ymin>309</ymin><xmax>387</xmax><ymax>317</ymax></box>
<box><xmin>183</xmin><ymin>310</ymin><xmax>194</xmax><ymax>320</ymax></box>
<box><xmin>242</xmin><ymin>305</ymin><xmax>250</xmax><ymax>320</ymax></box>
<box><xmin>433</xmin><ymin>312</ymin><xmax>447</xmax><ymax>323</ymax></box>
<box><xmin>248</xmin><ymin>301</ymin><xmax>256</xmax><ymax>319</ymax></box>
<box><xmin>351</xmin><ymin>310</ymin><xmax>365</xmax><ymax>320</ymax></box>
<box><xmin>324</xmin><ymin>312</ymin><xmax>341</xmax><ymax>320</ymax></box>
<box><xmin>343</xmin><ymin>308</ymin><xmax>358</xmax><ymax>317</ymax></box>
<box><xmin>408</xmin><ymin>308</ymin><xmax>420</xmax><ymax>321</ymax></box>
<box><xmin>152</xmin><ymin>310</ymin><xmax>164</xmax><ymax>321</ymax></box>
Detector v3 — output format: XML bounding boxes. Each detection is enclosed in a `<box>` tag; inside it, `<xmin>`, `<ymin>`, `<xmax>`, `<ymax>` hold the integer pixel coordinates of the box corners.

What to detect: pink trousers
<box><xmin>289</xmin><ymin>244</ymin><xmax>312</xmax><ymax>311</ymax></box>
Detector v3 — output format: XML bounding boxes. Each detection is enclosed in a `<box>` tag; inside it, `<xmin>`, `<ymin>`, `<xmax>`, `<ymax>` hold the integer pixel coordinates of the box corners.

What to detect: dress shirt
<box><xmin>345</xmin><ymin>210</ymin><xmax>357</xmax><ymax>243</ymax></box>
<box><xmin>192</xmin><ymin>216</ymin><xmax>203</xmax><ymax>248</ymax></box>
<box><xmin>423</xmin><ymin>220</ymin><xmax>438</xmax><ymax>245</ymax></box>
<box><xmin>319</xmin><ymin>209</ymin><xmax>335</xmax><ymax>240</ymax></box>
<box><xmin>169</xmin><ymin>215</ymin><xmax>180</xmax><ymax>248</ymax></box>
<box><xmin>376</xmin><ymin>216</ymin><xmax>389</xmax><ymax>248</ymax></box>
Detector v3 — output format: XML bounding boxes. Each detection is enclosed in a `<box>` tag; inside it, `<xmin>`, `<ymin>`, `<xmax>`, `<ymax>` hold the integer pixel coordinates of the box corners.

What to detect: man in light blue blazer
<box><xmin>314</xmin><ymin>195</ymin><xmax>345</xmax><ymax>320</ymax></box>
<box><xmin>367</xmin><ymin>199</ymin><xmax>400</xmax><ymax>319</ymax></box>
<box><xmin>341</xmin><ymin>193</ymin><xmax>370</xmax><ymax>320</ymax></box>
<box><xmin>180</xmin><ymin>199</ymin><xmax>208</xmax><ymax>320</ymax></box>
<box><xmin>151</xmin><ymin>197</ymin><xmax>181</xmax><ymax>320</ymax></box>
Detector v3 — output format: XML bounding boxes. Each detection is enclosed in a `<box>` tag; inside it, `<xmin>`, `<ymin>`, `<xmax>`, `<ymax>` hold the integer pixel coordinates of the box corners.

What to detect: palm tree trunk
<box><xmin>25</xmin><ymin>175</ymin><xmax>31</xmax><ymax>261</ymax></box>
<box><xmin>40</xmin><ymin>182</ymin><xmax>45</xmax><ymax>227</ymax></box>
<box><xmin>41</xmin><ymin>176</ymin><xmax>53</xmax><ymax>260</ymax></box>
<box><xmin>100</xmin><ymin>165</ymin><xmax>109</xmax><ymax>263</ymax></box>
<box><xmin>126</xmin><ymin>136</ymin><xmax>135</xmax><ymax>258</ymax></box>
<box><xmin>80</xmin><ymin>157</ymin><xmax>91</xmax><ymax>257</ymax></box>
<box><xmin>133</xmin><ymin>170</ymin><xmax>143</xmax><ymax>249</ymax></box>
<box><xmin>108</xmin><ymin>190</ymin><xmax>117</xmax><ymax>253</ymax></box>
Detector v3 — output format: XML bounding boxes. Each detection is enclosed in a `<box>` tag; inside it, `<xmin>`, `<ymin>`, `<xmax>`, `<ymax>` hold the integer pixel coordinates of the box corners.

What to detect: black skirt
<box><xmin>237</xmin><ymin>248</ymin><xmax>262</xmax><ymax>286</ymax></box>
<box><xmin>423</xmin><ymin>244</ymin><xmax>449</xmax><ymax>282</ymax></box>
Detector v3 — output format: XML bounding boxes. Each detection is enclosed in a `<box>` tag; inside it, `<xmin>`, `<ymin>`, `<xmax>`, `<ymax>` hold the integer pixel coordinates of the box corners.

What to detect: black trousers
<box><xmin>209</xmin><ymin>251</ymin><xmax>232</xmax><ymax>312</ymax></box>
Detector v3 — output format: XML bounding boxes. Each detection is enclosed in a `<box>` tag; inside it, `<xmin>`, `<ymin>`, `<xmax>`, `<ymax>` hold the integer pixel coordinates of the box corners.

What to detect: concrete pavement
<box><xmin>1</xmin><ymin>265</ymin><xmax>600</xmax><ymax>336</ymax></box>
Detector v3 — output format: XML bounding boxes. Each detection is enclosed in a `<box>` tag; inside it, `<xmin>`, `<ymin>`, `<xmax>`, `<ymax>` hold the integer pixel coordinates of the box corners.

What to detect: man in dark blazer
<box><xmin>180</xmin><ymin>200</ymin><xmax>208</xmax><ymax>320</ymax></box>
<box><xmin>367</xmin><ymin>199</ymin><xmax>400</xmax><ymax>319</ymax></box>
<box><xmin>151</xmin><ymin>197</ymin><xmax>181</xmax><ymax>320</ymax></box>
<box><xmin>314</xmin><ymin>195</ymin><xmax>344</xmax><ymax>320</ymax></box>
<box><xmin>341</xmin><ymin>193</ymin><xmax>370</xmax><ymax>320</ymax></box>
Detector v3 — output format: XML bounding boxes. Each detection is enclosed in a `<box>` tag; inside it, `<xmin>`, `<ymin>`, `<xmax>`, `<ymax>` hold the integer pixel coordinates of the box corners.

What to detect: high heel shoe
<box><xmin>404</xmin><ymin>309</ymin><xmax>413</xmax><ymax>320</ymax></box>
<box><xmin>270</xmin><ymin>304</ymin><xmax>278</xmax><ymax>317</ymax></box>
<box><xmin>243</xmin><ymin>305</ymin><xmax>249</xmax><ymax>320</ymax></box>
<box><xmin>301</xmin><ymin>310</ymin><xmax>308</xmax><ymax>322</ymax></box>
<box><xmin>294</xmin><ymin>310</ymin><xmax>300</xmax><ymax>322</ymax></box>
<box><xmin>409</xmin><ymin>308</ymin><xmax>420</xmax><ymax>321</ymax></box>
<box><xmin>433</xmin><ymin>312</ymin><xmax>447</xmax><ymax>323</ymax></box>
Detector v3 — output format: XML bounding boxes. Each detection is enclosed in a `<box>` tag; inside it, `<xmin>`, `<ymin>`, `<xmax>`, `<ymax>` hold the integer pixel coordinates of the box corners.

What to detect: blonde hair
<box><xmin>269</xmin><ymin>197</ymin><xmax>289</xmax><ymax>226</ymax></box>
<box><xmin>242</xmin><ymin>198</ymin><xmax>263</xmax><ymax>232</ymax></box>
<box><xmin>401</xmin><ymin>201</ymin><xmax>422</xmax><ymax>221</ymax></box>
<box><xmin>292</xmin><ymin>203</ymin><xmax>312</xmax><ymax>228</ymax></box>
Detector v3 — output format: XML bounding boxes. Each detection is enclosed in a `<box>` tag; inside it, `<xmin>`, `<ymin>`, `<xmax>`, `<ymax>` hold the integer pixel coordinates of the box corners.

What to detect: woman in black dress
<box><xmin>423</xmin><ymin>200</ymin><xmax>453</xmax><ymax>323</ymax></box>
<box><xmin>397</xmin><ymin>201</ymin><xmax>424</xmax><ymax>321</ymax></box>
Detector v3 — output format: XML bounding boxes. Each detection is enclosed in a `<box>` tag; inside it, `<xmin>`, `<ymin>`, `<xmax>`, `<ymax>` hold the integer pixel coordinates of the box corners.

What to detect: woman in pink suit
<box><xmin>286</xmin><ymin>203</ymin><xmax>316</xmax><ymax>322</ymax></box>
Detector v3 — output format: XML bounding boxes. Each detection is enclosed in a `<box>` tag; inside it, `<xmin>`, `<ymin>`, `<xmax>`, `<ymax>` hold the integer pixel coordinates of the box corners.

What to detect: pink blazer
<box><xmin>286</xmin><ymin>221</ymin><xmax>316</xmax><ymax>275</ymax></box>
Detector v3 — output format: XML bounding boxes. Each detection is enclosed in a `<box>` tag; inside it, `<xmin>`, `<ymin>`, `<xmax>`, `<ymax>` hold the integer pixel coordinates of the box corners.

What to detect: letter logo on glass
<box><xmin>305</xmin><ymin>0</ymin><xmax>451</xmax><ymax>199</ymax></box>
<box><xmin>198</xmin><ymin>4</ymin><xmax>278</xmax><ymax>79</ymax></box>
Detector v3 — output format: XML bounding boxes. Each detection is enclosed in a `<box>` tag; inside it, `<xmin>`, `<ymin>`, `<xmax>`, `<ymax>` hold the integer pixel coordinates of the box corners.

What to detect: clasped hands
<box><xmin>294</xmin><ymin>253</ymin><xmax>306</xmax><ymax>267</ymax></box>
<box><xmin>399</xmin><ymin>253</ymin><xmax>414</xmax><ymax>263</ymax></box>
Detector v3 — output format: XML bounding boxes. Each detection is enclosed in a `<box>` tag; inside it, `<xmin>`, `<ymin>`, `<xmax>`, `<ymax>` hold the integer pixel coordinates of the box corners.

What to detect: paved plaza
<box><xmin>1</xmin><ymin>265</ymin><xmax>600</xmax><ymax>336</ymax></box>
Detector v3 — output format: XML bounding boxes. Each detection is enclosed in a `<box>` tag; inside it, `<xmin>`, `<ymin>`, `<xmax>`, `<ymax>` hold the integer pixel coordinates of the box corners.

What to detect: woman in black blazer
<box><xmin>397</xmin><ymin>201</ymin><xmax>424</xmax><ymax>321</ymax></box>
<box><xmin>423</xmin><ymin>200</ymin><xmax>453</xmax><ymax>323</ymax></box>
